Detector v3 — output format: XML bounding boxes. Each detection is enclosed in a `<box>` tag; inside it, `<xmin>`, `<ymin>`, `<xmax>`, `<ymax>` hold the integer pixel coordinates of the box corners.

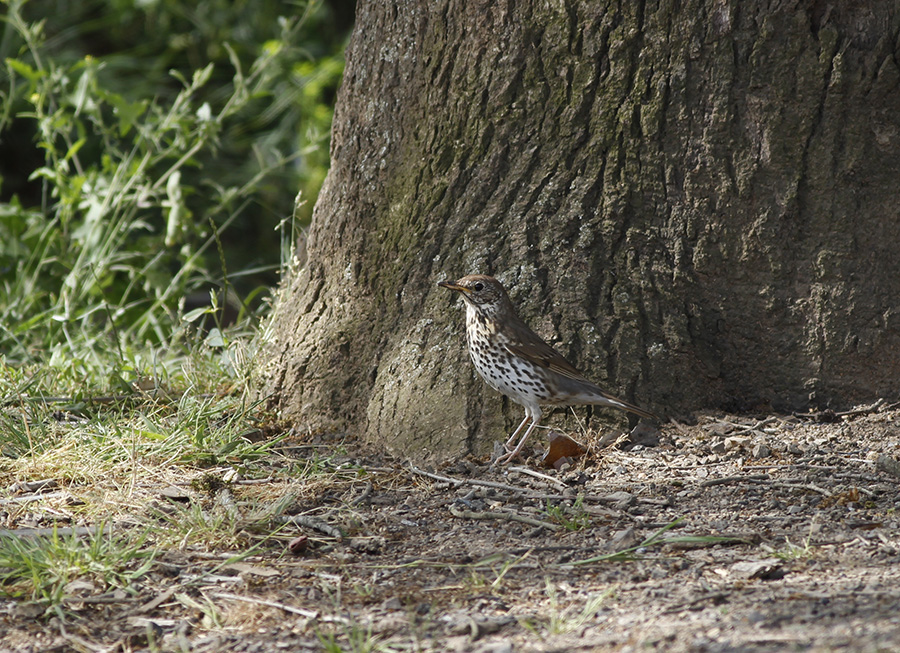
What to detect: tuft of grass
<box><xmin>175</xmin><ymin>592</ymin><xmax>225</xmax><ymax>630</ymax></box>
<box><xmin>0</xmin><ymin>2</ymin><xmax>345</xmax><ymax>629</ymax></box>
<box><xmin>772</xmin><ymin>529</ymin><xmax>818</xmax><ymax>561</ymax></box>
<box><xmin>137</xmin><ymin>393</ymin><xmax>281</xmax><ymax>467</ymax></box>
<box><xmin>0</xmin><ymin>325</ymin><xmax>283</xmax><ymax>545</ymax></box>
<box><xmin>770</xmin><ymin>515</ymin><xmax>819</xmax><ymax>561</ymax></box>
<box><xmin>148</xmin><ymin>499</ymin><xmax>248</xmax><ymax>552</ymax></box>
<box><xmin>773</xmin><ymin>537</ymin><xmax>815</xmax><ymax>561</ymax></box>
<box><xmin>146</xmin><ymin>486</ymin><xmax>295</xmax><ymax>551</ymax></box>
<box><xmin>0</xmin><ymin>524</ymin><xmax>155</xmax><ymax>618</ymax></box>
<box><xmin>459</xmin><ymin>550</ymin><xmax>532</xmax><ymax>594</ymax></box>
<box><xmin>316</xmin><ymin>622</ymin><xmax>396</xmax><ymax>653</ymax></box>
<box><xmin>542</xmin><ymin>580</ymin><xmax>614</xmax><ymax>636</ymax></box>
<box><xmin>543</xmin><ymin>496</ymin><xmax>592</xmax><ymax>531</ymax></box>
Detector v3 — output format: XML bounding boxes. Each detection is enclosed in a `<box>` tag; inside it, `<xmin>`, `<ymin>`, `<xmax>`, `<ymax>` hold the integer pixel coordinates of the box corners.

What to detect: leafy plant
<box><xmin>543</xmin><ymin>496</ymin><xmax>592</xmax><ymax>531</ymax></box>
<box><xmin>772</xmin><ymin>519</ymin><xmax>819</xmax><ymax>561</ymax></box>
<box><xmin>0</xmin><ymin>0</ymin><xmax>346</xmax><ymax>361</ymax></box>
<box><xmin>543</xmin><ymin>581</ymin><xmax>613</xmax><ymax>636</ymax></box>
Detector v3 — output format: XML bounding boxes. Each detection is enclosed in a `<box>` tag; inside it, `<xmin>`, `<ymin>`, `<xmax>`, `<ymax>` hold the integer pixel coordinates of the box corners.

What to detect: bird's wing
<box><xmin>503</xmin><ymin>321</ymin><xmax>659</xmax><ymax>421</ymax></box>
<box><xmin>502</xmin><ymin>323</ymin><xmax>588</xmax><ymax>382</ymax></box>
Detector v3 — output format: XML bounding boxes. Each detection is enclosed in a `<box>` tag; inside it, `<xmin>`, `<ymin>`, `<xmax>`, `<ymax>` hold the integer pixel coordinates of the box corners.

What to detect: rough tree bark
<box><xmin>258</xmin><ymin>0</ymin><xmax>900</xmax><ymax>461</ymax></box>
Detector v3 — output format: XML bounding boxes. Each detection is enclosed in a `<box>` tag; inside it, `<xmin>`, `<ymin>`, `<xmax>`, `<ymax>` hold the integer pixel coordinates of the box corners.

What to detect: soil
<box><xmin>2</xmin><ymin>406</ymin><xmax>900</xmax><ymax>652</ymax></box>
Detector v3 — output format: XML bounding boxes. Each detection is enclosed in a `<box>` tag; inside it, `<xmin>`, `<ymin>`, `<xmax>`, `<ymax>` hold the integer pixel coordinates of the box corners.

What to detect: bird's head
<box><xmin>438</xmin><ymin>274</ymin><xmax>511</xmax><ymax>317</ymax></box>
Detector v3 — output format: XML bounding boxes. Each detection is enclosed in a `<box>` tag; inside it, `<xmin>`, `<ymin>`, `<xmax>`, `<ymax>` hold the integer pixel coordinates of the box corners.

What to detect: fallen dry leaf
<box><xmin>542</xmin><ymin>432</ymin><xmax>586</xmax><ymax>468</ymax></box>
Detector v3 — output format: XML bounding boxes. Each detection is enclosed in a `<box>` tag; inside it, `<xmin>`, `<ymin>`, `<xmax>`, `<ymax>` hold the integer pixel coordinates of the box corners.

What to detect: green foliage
<box><xmin>0</xmin><ymin>0</ymin><xmax>347</xmax><ymax>361</ymax></box>
<box><xmin>543</xmin><ymin>496</ymin><xmax>592</xmax><ymax>531</ymax></box>
<box><xmin>0</xmin><ymin>5</ymin><xmax>346</xmax><ymax>618</ymax></box>
<box><xmin>139</xmin><ymin>393</ymin><xmax>282</xmax><ymax>466</ymax></box>
<box><xmin>540</xmin><ymin>581</ymin><xmax>613</xmax><ymax>636</ymax></box>
<box><xmin>0</xmin><ymin>289</ymin><xmax>268</xmax><ymax>489</ymax></box>
<box><xmin>0</xmin><ymin>524</ymin><xmax>155</xmax><ymax>617</ymax></box>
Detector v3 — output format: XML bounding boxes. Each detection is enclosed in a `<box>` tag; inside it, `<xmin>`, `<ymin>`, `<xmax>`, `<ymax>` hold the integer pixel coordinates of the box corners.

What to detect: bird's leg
<box><xmin>496</xmin><ymin>419</ymin><xmax>540</xmax><ymax>465</ymax></box>
<box><xmin>496</xmin><ymin>407</ymin><xmax>542</xmax><ymax>465</ymax></box>
<box><xmin>503</xmin><ymin>414</ymin><xmax>532</xmax><ymax>452</ymax></box>
<box><xmin>491</xmin><ymin>415</ymin><xmax>532</xmax><ymax>466</ymax></box>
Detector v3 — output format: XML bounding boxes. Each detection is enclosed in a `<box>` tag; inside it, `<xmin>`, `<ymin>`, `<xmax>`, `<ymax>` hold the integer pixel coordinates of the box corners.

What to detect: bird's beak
<box><xmin>438</xmin><ymin>280</ymin><xmax>470</xmax><ymax>294</ymax></box>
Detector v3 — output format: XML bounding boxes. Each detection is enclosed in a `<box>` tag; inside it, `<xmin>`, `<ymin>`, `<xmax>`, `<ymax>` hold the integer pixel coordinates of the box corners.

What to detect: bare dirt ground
<box><xmin>3</xmin><ymin>405</ymin><xmax>900</xmax><ymax>652</ymax></box>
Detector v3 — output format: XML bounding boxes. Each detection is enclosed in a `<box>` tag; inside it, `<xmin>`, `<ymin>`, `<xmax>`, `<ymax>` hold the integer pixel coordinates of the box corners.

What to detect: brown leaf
<box><xmin>542</xmin><ymin>432</ymin><xmax>586</xmax><ymax>468</ymax></box>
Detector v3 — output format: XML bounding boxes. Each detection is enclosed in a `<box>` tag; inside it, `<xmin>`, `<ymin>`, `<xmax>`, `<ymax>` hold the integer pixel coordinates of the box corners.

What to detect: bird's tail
<box><xmin>605</xmin><ymin>397</ymin><xmax>659</xmax><ymax>421</ymax></box>
<box><xmin>558</xmin><ymin>376</ymin><xmax>659</xmax><ymax>421</ymax></box>
<box><xmin>579</xmin><ymin>385</ymin><xmax>659</xmax><ymax>421</ymax></box>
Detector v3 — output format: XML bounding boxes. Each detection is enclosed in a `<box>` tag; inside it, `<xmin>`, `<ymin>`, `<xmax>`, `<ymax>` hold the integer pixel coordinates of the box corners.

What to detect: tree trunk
<box><xmin>258</xmin><ymin>0</ymin><xmax>900</xmax><ymax>461</ymax></box>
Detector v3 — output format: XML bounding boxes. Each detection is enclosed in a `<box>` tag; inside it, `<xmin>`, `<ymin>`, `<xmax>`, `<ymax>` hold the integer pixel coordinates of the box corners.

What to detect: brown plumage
<box><xmin>439</xmin><ymin>274</ymin><xmax>656</xmax><ymax>464</ymax></box>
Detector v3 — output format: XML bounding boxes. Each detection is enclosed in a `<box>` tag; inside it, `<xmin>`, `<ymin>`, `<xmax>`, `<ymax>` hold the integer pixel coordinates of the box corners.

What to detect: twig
<box><xmin>135</xmin><ymin>549</ymin><xmax>264</xmax><ymax>614</ymax></box>
<box><xmin>662</xmin><ymin>592</ymin><xmax>731</xmax><ymax>614</ymax></box>
<box><xmin>836</xmin><ymin>398</ymin><xmax>885</xmax><ymax>418</ymax></box>
<box><xmin>741</xmin><ymin>463</ymin><xmax>839</xmax><ymax>471</ymax></box>
<box><xmin>7</xmin><ymin>478</ymin><xmax>58</xmax><ymax>493</ymax></box>
<box><xmin>2</xmin><ymin>394</ymin><xmax>130</xmax><ymax>406</ymax></box>
<box><xmin>663</xmin><ymin>461</ymin><xmax>734</xmax><ymax>470</ymax></box>
<box><xmin>63</xmin><ymin>593</ymin><xmax>140</xmax><ymax>605</ymax></box>
<box><xmin>0</xmin><ymin>491</ymin><xmax>69</xmax><ymax>506</ymax></box>
<box><xmin>136</xmin><ymin>586</ymin><xmax>181</xmax><ymax>614</ymax></box>
<box><xmin>448</xmin><ymin>505</ymin><xmax>560</xmax><ymax>531</ymax></box>
<box><xmin>209</xmin><ymin>591</ymin><xmax>318</xmax><ymax>618</ymax></box>
<box><xmin>350</xmin><ymin>481</ymin><xmax>373</xmax><ymax>507</ymax></box>
<box><xmin>507</xmin><ymin>466</ymin><xmax>568</xmax><ymax>490</ymax></box>
<box><xmin>699</xmin><ymin>474</ymin><xmax>771</xmax><ymax>487</ymax></box>
<box><xmin>662</xmin><ymin>534</ymin><xmax>756</xmax><ymax>549</ymax></box>
<box><xmin>773</xmin><ymin>481</ymin><xmax>832</xmax><ymax>496</ymax></box>
<box><xmin>794</xmin><ymin>399</ymin><xmax>886</xmax><ymax>422</ymax></box>
<box><xmin>411</xmin><ymin>466</ymin><xmax>663</xmax><ymax>508</ymax></box>
<box><xmin>231</xmin><ymin>477</ymin><xmax>277</xmax><ymax>485</ymax></box>
<box><xmin>0</xmin><ymin>525</ymin><xmax>100</xmax><ymax>538</ymax></box>
<box><xmin>57</xmin><ymin>622</ymin><xmax>108</xmax><ymax>653</ymax></box>
<box><xmin>410</xmin><ymin>465</ymin><xmax>530</xmax><ymax>494</ymax></box>
<box><xmin>500</xmin><ymin>491</ymin><xmax>627</xmax><ymax>505</ymax></box>
<box><xmin>279</xmin><ymin>515</ymin><xmax>344</xmax><ymax>540</ymax></box>
<box><xmin>714</xmin><ymin>416</ymin><xmax>779</xmax><ymax>434</ymax></box>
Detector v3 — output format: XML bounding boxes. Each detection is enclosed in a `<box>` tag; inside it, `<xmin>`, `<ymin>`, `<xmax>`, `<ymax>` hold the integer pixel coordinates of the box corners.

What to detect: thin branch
<box><xmin>507</xmin><ymin>466</ymin><xmax>568</xmax><ymax>490</ymax></box>
<box><xmin>698</xmin><ymin>474</ymin><xmax>771</xmax><ymax>488</ymax></box>
<box><xmin>448</xmin><ymin>505</ymin><xmax>560</xmax><ymax>531</ymax></box>
<box><xmin>410</xmin><ymin>465</ymin><xmax>531</xmax><ymax>494</ymax></box>
<box><xmin>278</xmin><ymin>515</ymin><xmax>344</xmax><ymax>540</ymax></box>
<box><xmin>209</xmin><ymin>591</ymin><xmax>318</xmax><ymax>618</ymax></box>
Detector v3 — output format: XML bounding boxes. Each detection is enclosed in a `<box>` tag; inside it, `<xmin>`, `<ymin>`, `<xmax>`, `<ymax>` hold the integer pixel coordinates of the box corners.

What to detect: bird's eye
<box><xmin>473</xmin><ymin>282</ymin><xmax>484</xmax><ymax>292</ymax></box>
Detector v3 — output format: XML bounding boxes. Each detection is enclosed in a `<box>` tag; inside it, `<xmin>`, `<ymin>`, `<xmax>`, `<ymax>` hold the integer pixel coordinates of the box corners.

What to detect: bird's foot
<box><xmin>493</xmin><ymin>448</ymin><xmax>523</xmax><ymax>466</ymax></box>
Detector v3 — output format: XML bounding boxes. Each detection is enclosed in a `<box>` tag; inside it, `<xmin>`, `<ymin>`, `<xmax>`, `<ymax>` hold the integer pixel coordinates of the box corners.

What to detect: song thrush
<box><xmin>438</xmin><ymin>274</ymin><xmax>656</xmax><ymax>464</ymax></box>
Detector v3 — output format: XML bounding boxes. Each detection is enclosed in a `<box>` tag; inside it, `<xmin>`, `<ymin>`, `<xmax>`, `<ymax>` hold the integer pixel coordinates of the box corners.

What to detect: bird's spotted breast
<box><xmin>464</xmin><ymin>317</ymin><xmax>552</xmax><ymax>406</ymax></box>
